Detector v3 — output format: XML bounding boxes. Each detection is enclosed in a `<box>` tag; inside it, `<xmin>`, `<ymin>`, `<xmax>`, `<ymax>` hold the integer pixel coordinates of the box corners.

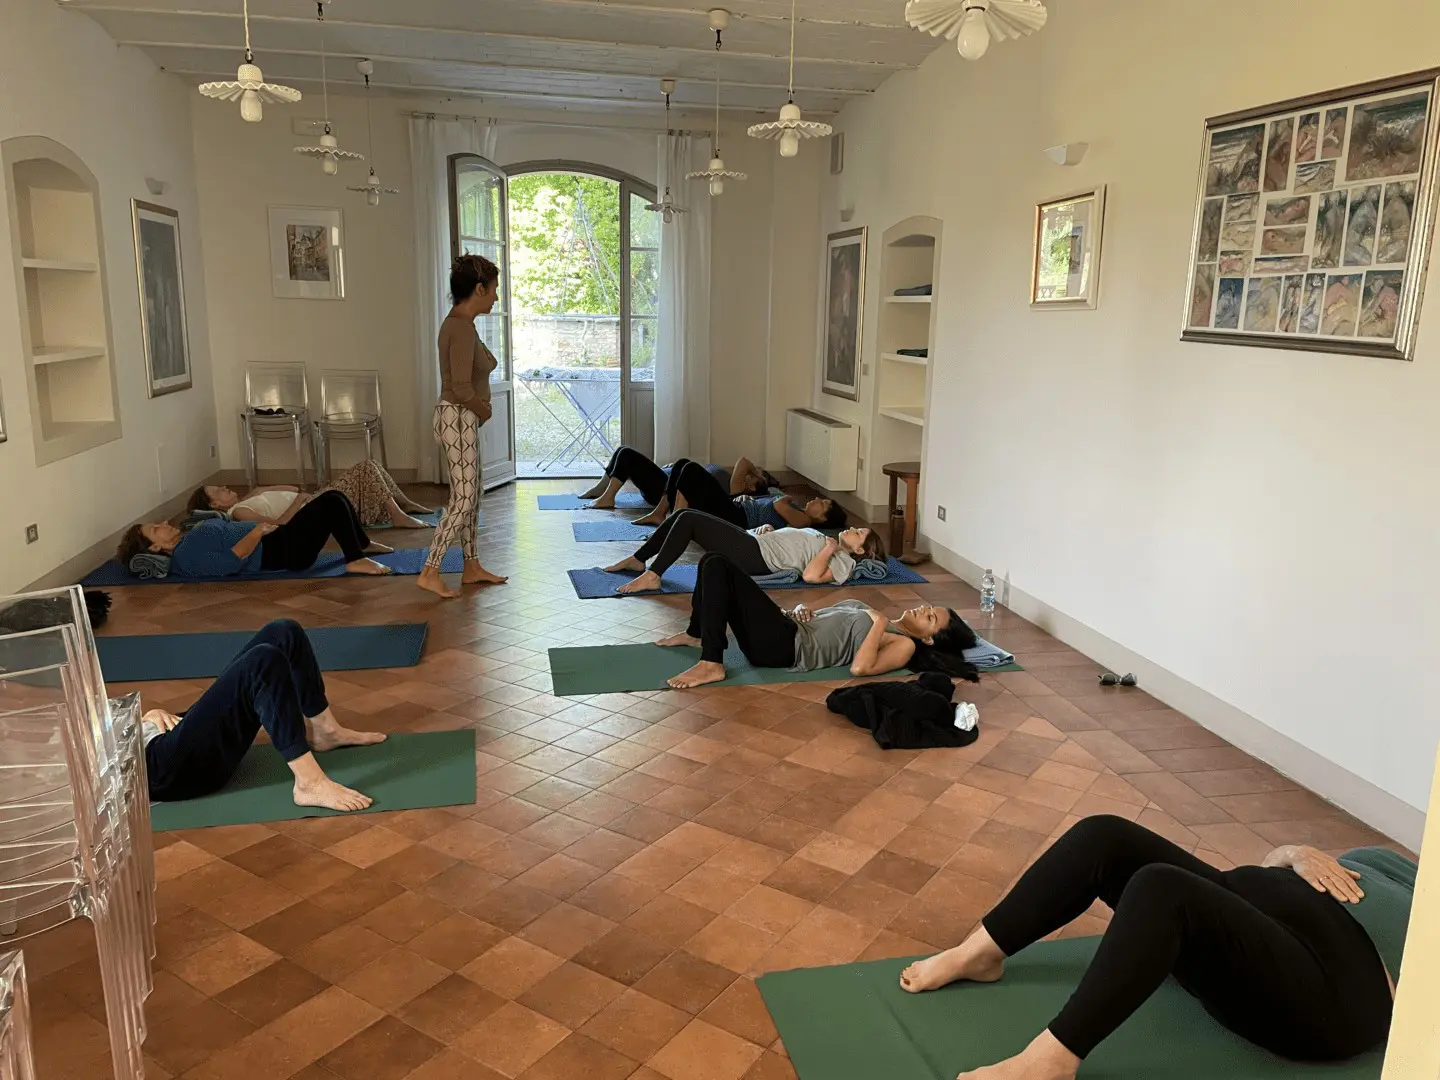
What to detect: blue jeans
<box><xmin>145</xmin><ymin>619</ymin><xmax>327</xmax><ymax>801</ymax></box>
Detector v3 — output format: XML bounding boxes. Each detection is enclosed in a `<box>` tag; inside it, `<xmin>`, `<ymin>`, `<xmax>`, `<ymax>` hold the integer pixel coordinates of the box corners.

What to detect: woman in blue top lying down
<box><xmin>604</xmin><ymin>511</ymin><xmax>886</xmax><ymax>595</ymax></box>
<box><xmin>656</xmin><ymin>552</ymin><xmax>975</xmax><ymax>689</ymax></box>
<box><xmin>116</xmin><ymin>490</ymin><xmax>392</xmax><ymax>578</ymax></box>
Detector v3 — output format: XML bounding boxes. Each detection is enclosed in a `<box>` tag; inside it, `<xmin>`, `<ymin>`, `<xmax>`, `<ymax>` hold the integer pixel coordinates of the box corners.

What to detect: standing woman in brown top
<box><xmin>418</xmin><ymin>254</ymin><xmax>509</xmax><ymax>599</ymax></box>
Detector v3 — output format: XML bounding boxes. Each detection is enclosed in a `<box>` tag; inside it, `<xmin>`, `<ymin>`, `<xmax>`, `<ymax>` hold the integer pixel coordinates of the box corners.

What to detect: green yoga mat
<box><xmin>149</xmin><ymin>729</ymin><xmax>477</xmax><ymax>830</ymax></box>
<box><xmin>756</xmin><ymin>939</ymin><xmax>1384</xmax><ymax>1080</ymax></box>
<box><xmin>550</xmin><ymin>643</ymin><xmax>1021</xmax><ymax>696</ymax></box>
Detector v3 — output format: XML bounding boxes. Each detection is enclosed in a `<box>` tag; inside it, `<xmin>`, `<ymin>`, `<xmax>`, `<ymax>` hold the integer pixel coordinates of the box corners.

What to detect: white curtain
<box><xmin>408</xmin><ymin>116</ymin><xmax>499</xmax><ymax>481</ymax></box>
<box><xmin>654</xmin><ymin>134</ymin><xmax>711</xmax><ymax>463</ymax></box>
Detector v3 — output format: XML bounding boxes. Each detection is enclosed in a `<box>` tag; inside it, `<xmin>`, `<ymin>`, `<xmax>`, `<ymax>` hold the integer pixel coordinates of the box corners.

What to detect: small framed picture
<box><xmin>822</xmin><ymin>227</ymin><xmax>867</xmax><ymax>401</ymax></box>
<box><xmin>131</xmin><ymin>199</ymin><xmax>193</xmax><ymax>396</ymax></box>
<box><xmin>268</xmin><ymin>205</ymin><xmax>345</xmax><ymax>300</ymax></box>
<box><xmin>1031</xmin><ymin>187</ymin><xmax>1106</xmax><ymax>308</ymax></box>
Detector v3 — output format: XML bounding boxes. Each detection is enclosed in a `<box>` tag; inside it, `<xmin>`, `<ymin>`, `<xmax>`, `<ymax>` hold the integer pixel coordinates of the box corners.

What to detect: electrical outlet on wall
<box><xmin>210</xmin><ymin>444</ymin><xmax>217</xmax><ymax>459</ymax></box>
<box><xmin>937</xmin><ymin>505</ymin><xmax>947</xmax><ymax>521</ymax></box>
<box><xmin>25</xmin><ymin>524</ymin><xmax>38</xmax><ymax>544</ymax></box>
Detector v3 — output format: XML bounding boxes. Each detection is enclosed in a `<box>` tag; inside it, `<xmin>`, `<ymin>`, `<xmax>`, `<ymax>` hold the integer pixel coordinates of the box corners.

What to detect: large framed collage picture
<box><xmin>1183</xmin><ymin>69</ymin><xmax>1440</xmax><ymax>360</ymax></box>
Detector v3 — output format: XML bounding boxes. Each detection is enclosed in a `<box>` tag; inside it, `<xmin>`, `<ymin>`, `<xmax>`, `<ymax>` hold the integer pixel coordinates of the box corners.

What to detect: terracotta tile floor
<box><xmin>24</xmin><ymin>478</ymin><xmax>1399</xmax><ymax>1080</ymax></box>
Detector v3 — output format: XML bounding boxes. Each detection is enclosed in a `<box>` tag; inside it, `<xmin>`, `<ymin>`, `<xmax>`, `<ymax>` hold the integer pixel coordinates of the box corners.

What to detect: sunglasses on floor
<box><xmin>1099</xmin><ymin>672</ymin><xmax>1137</xmax><ymax>687</ymax></box>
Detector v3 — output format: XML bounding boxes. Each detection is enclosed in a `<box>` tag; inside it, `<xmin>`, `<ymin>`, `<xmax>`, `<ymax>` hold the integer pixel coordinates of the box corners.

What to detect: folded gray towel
<box><xmin>963</xmin><ymin>635</ymin><xmax>1015</xmax><ymax>669</ymax></box>
<box><xmin>894</xmin><ymin>284</ymin><xmax>933</xmax><ymax>297</ymax></box>
<box><xmin>128</xmin><ymin>553</ymin><xmax>172</xmax><ymax>579</ymax></box>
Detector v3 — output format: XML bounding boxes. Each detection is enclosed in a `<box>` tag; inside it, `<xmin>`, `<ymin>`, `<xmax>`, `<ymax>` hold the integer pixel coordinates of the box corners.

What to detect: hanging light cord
<box><xmin>787</xmin><ymin>0</ymin><xmax>796</xmax><ymax>103</ymax></box>
<box><xmin>243</xmin><ymin>0</ymin><xmax>253</xmax><ymax>62</ymax></box>
<box><xmin>317</xmin><ymin>3</ymin><xmax>330</xmax><ymax>130</ymax></box>
<box><xmin>713</xmin><ymin>55</ymin><xmax>721</xmax><ymax>156</ymax></box>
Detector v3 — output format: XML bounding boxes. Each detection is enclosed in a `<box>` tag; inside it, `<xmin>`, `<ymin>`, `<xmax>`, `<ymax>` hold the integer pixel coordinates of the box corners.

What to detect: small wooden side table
<box><xmin>882</xmin><ymin>461</ymin><xmax>929</xmax><ymax>566</ymax></box>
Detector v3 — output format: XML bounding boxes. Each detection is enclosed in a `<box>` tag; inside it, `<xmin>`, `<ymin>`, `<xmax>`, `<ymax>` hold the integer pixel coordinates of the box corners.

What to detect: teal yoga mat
<box><xmin>149</xmin><ymin>729</ymin><xmax>477</xmax><ymax>830</ymax></box>
<box><xmin>549</xmin><ymin>641</ymin><xmax>887</xmax><ymax>696</ymax></box>
<box><xmin>97</xmin><ymin>623</ymin><xmax>427</xmax><ymax>682</ymax></box>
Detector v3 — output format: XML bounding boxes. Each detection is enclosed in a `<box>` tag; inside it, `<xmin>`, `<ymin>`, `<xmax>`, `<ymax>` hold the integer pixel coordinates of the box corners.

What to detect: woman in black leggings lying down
<box><xmin>900</xmin><ymin>815</ymin><xmax>1399</xmax><ymax>1079</ymax></box>
<box><xmin>579</xmin><ymin>446</ymin><xmax>770</xmax><ymax>509</ymax></box>
<box><xmin>656</xmin><ymin>552</ymin><xmax>977</xmax><ymax>688</ymax></box>
<box><xmin>633</xmin><ymin>459</ymin><xmax>844</xmax><ymax>530</ymax></box>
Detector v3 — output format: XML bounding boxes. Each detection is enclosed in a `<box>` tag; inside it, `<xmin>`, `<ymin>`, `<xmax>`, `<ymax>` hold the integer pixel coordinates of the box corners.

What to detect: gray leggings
<box><xmin>633</xmin><ymin>510</ymin><xmax>769</xmax><ymax>578</ymax></box>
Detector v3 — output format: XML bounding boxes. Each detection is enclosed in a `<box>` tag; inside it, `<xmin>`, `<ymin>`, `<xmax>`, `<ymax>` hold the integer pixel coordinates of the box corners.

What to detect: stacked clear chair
<box><xmin>314</xmin><ymin>368</ymin><xmax>387</xmax><ymax>485</ymax></box>
<box><xmin>0</xmin><ymin>587</ymin><xmax>155</xmax><ymax>1079</ymax></box>
<box><xmin>0</xmin><ymin>951</ymin><xmax>36</xmax><ymax>1080</ymax></box>
<box><xmin>241</xmin><ymin>361</ymin><xmax>316</xmax><ymax>488</ymax></box>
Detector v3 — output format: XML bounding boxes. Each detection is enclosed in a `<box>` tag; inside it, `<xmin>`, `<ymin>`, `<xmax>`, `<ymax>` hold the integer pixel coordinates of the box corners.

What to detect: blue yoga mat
<box><xmin>572</xmin><ymin>521</ymin><xmax>655</xmax><ymax>542</ymax></box>
<box><xmin>97</xmin><ymin>623</ymin><xmax>428</xmax><ymax>682</ymax></box>
<box><xmin>538</xmin><ymin>492</ymin><xmax>651</xmax><ymax>510</ymax></box>
<box><xmin>81</xmin><ymin>547</ymin><xmax>463</xmax><ymax>587</ymax></box>
<box><xmin>567</xmin><ymin>557</ymin><xmax>928</xmax><ymax>598</ymax></box>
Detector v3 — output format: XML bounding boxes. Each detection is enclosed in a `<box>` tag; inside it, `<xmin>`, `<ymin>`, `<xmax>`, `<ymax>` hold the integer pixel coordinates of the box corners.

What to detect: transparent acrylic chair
<box><xmin>0</xmin><ymin>587</ymin><xmax>155</xmax><ymax>1080</ymax></box>
<box><xmin>241</xmin><ymin>362</ymin><xmax>316</xmax><ymax>488</ymax></box>
<box><xmin>0</xmin><ymin>950</ymin><xmax>36</xmax><ymax>1080</ymax></box>
<box><xmin>313</xmin><ymin>369</ymin><xmax>387</xmax><ymax>486</ymax></box>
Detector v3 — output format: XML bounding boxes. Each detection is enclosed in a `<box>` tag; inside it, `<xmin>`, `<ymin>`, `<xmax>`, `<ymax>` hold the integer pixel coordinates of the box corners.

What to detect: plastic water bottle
<box><xmin>979</xmin><ymin>569</ymin><xmax>997</xmax><ymax>614</ymax></box>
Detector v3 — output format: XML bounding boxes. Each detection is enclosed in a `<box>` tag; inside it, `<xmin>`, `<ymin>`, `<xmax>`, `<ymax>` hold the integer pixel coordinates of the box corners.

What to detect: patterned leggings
<box><xmin>319</xmin><ymin>459</ymin><xmax>412</xmax><ymax>527</ymax></box>
<box><xmin>427</xmin><ymin>401</ymin><xmax>481</xmax><ymax>567</ymax></box>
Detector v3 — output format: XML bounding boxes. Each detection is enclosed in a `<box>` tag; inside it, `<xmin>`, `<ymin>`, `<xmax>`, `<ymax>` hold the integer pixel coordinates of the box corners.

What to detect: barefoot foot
<box><xmin>587</xmin><ymin>496</ymin><xmax>617</xmax><ymax>510</ymax></box>
<box><xmin>667</xmin><ymin>660</ymin><xmax>726</xmax><ymax>689</ymax></box>
<box><xmin>655</xmin><ymin>633</ymin><xmax>702</xmax><ymax>647</ymax></box>
<box><xmin>957</xmin><ymin>1031</ymin><xmax>1079</xmax><ymax>1080</ymax></box>
<box><xmin>309</xmin><ymin>721</ymin><xmax>387</xmax><ymax>752</ymax></box>
<box><xmin>901</xmin><ymin>931</ymin><xmax>1006</xmax><ymax>993</ymax></box>
<box><xmin>605</xmin><ymin>556</ymin><xmax>645</xmax><ymax>574</ymax></box>
<box><xmin>416</xmin><ymin>567</ymin><xmax>460</xmax><ymax>599</ymax></box>
<box><xmin>632</xmin><ymin>511</ymin><xmax>664</xmax><ymax>526</ymax></box>
<box><xmin>616</xmin><ymin>570</ymin><xmax>661</xmax><ymax>594</ymax></box>
<box><xmin>390</xmin><ymin>513</ymin><xmax>431</xmax><ymax>529</ymax></box>
<box><xmin>293</xmin><ymin>776</ymin><xmax>373</xmax><ymax>812</ymax></box>
<box><xmin>577</xmin><ymin>478</ymin><xmax>610</xmax><ymax>499</ymax></box>
<box><xmin>363</xmin><ymin>541</ymin><xmax>394</xmax><ymax>554</ymax></box>
<box><xmin>461</xmin><ymin>560</ymin><xmax>507</xmax><ymax>585</ymax></box>
<box><xmin>347</xmin><ymin>557</ymin><xmax>394</xmax><ymax>575</ymax></box>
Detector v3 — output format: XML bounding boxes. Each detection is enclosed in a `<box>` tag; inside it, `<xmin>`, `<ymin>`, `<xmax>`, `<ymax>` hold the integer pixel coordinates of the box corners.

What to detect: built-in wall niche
<box><xmin>2</xmin><ymin>136</ymin><xmax>122</xmax><ymax>464</ymax></box>
<box><xmin>871</xmin><ymin>217</ymin><xmax>942</xmax><ymax>485</ymax></box>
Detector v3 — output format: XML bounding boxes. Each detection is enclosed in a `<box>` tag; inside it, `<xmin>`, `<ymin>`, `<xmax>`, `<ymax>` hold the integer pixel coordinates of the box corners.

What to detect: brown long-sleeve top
<box><xmin>438</xmin><ymin>314</ymin><xmax>497</xmax><ymax>420</ymax></box>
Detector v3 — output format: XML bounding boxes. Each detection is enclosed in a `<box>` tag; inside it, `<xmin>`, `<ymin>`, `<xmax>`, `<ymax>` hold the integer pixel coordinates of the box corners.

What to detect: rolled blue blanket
<box><xmin>963</xmin><ymin>635</ymin><xmax>1016</xmax><ymax>670</ymax></box>
<box><xmin>128</xmin><ymin>553</ymin><xmax>172</xmax><ymax>580</ymax></box>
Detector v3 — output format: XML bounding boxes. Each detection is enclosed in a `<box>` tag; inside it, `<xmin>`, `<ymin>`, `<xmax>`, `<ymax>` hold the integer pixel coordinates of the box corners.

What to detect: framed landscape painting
<box><xmin>268</xmin><ymin>206</ymin><xmax>346</xmax><ymax>300</ymax></box>
<box><xmin>1182</xmin><ymin>69</ymin><xmax>1440</xmax><ymax>360</ymax></box>
<box><xmin>132</xmin><ymin>200</ymin><xmax>192</xmax><ymax>396</ymax></box>
<box><xmin>822</xmin><ymin>227</ymin><xmax>867</xmax><ymax>401</ymax></box>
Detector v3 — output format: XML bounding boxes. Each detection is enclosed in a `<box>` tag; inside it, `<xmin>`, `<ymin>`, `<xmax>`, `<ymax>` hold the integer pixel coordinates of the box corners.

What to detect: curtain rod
<box><xmin>405</xmin><ymin>109</ymin><xmax>711</xmax><ymax>137</ymax></box>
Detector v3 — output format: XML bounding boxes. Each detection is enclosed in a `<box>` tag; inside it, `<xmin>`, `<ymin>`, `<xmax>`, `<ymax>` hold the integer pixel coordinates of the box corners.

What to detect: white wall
<box><xmin>0</xmin><ymin>0</ymin><xmax>216</xmax><ymax>591</ymax></box>
<box><xmin>818</xmin><ymin>0</ymin><xmax>1440</xmax><ymax>830</ymax></box>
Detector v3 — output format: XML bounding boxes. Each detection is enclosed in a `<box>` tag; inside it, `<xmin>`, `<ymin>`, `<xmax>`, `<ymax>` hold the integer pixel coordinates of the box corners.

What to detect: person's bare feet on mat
<box><xmin>957</xmin><ymin>1031</ymin><xmax>1079</xmax><ymax>1080</ymax></box>
<box><xmin>364</xmin><ymin>541</ymin><xmax>394</xmax><ymax>554</ymax></box>
<box><xmin>605</xmin><ymin>555</ymin><xmax>644</xmax><ymax>574</ymax></box>
<box><xmin>347</xmin><ymin>558</ymin><xmax>393</xmax><ymax>575</ymax></box>
<box><xmin>901</xmin><ymin>927</ymin><xmax>1006</xmax><ymax>992</ymax></box>
<box><xmin>307</xmin><ymin>709</ymin><xmax>387</xmax><ymax>752</ymax></box>
<box><xmin>668</xmin><ymin>660</ymin><xmax>725</xmax><ymax>689</ymax></box>
<box><xmin>617</xmin><ymin>569</ymin><xmax>661</xmax><ymax>594</ymax></box>
<box><xmin>293</xmin><ymin>775</ymin><xmax>372</xmax><ymax>812</ymax></box>
<box><xmin>656</xmin><ymin>632</ymin><xmax>701</xmax><ymax>647</ymax></box>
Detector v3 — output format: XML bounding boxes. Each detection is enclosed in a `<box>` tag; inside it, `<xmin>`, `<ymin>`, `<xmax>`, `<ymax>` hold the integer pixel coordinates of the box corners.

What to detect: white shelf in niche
<box><xmin>882</xmin><ymin>352</ymin><xmax>928</xmax><ymax>366</ymax></box>
<box><xmin>885</xmin><ymin>295</ymin><xmax>932</xmax><ymax>304</ymax></box>
<box><xmin>33</xmin><ymin>345</ymin><xmax>106</xmax><ymax>364</ymax></box>
<box><xmin>22</xmin><ymin>257</ymin><xmax>98</xmax><ymax>272</ymax></box>
<box><xmin>880</xmin><ymin>405</ymin><xmax>926</xmax><ymax>427</ymax></box>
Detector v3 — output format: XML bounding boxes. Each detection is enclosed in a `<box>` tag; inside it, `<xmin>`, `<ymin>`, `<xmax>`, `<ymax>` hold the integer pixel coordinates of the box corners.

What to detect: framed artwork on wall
<box><xmin>822</xmin><ymin>227</ymin><xmax>867</xmax><ymax>401</ymax></box>
<box><xmin>131</xmin><ymin>200</ymin><xmax>192</xmax><ymax>397</ymax></box>
<box><xmin>1182</xmin><ymin>69</ymin><xmax>1440</xmax><ymax>360</ymax></box>
<box><xmin>1031</xmin><ymin>187</ymin><xmax>1106</xmax><ymax>308</ymax></box>
<box><xmin>268</xmin><ymin>206</ymin><xmax>346</xmax><ymax>300</ymax></box>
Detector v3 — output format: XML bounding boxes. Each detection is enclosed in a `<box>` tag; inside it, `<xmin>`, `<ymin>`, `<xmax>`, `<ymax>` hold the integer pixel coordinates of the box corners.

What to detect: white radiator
<box><xmin>786</xmin><ymin>409</ymin><xmax>859</xmax><ymax>492</ymax></box>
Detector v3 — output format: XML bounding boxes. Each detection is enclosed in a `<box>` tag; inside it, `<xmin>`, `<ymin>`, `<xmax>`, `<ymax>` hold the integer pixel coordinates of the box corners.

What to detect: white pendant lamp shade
<box><xmin>904</xmin><ymin>0</ymin><xmax>1048</xmax><ymax>61</ymax></box>
<box><xmin>687</xmin><ymin>15</ymin><xmax>747</xmax><ymax>197</ymax></box>
<box><xmin>293</xmin><ymin>2</ymin><xmax>362</xmax><ymax>173</ymax></box>
<box><xmin>346</xmin><ymin>61</ymin><xmax>399</xmax><ymax>204</ymax></box>
<box><xmin>689</xmin><ymin>156</ymin><xmax>747</xmax><ymax>196</ymax></box>
<box><xmin>198</xmin><ymin>0</ymin><xmax>301</xmax><ymax>121</ymax></box>
<box><xmin>747</xmin><ymin>0</ymin><xmax>831</xmax><ymax>155</ymax></box>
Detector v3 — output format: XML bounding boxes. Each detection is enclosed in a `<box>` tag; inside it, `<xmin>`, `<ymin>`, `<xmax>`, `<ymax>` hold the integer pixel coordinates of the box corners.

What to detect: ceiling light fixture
<box><xmin>293</xmin><ymin>2</ymin><xmax>363</xmax><ymax>174</ymax></box>
<box><xmin>904</xmin><ymin>0</ymin><xmax>1048</xmax><ymax>61</ymax></box>
<box><xmin>346</xmin><ymin>60</ymin><xmax>399</xmax><ymax>205</ymax></box>
<box><xmin>687</xmin><ymin>10</ymin><xmax>747</xmax><ymax>197</ymax></box>
<box><xmin>646</xmin><ymin>80</ymin><xmax>690</xmax><ymax>224</ymax></box>
<box><xmin>747</xmin><ymin>0</ymin><xmax>831</xmax><ymax>158</ymax></box>
<box><xmin>198</xmin><ymin>0</ymin><xmax>301</xmax><ymax>122</ymax></box>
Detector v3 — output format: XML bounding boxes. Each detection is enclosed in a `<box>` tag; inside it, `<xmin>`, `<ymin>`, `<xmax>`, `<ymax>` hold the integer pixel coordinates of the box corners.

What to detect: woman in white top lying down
<box><xmin>189</xmin><ymin>458</ymin><xmax>433</xmax><ymax>529</ymax></box>
<box><xmin>603</xmin><ymin>509</ymin><xmax>887</xmax><ymax>595</ymax></box>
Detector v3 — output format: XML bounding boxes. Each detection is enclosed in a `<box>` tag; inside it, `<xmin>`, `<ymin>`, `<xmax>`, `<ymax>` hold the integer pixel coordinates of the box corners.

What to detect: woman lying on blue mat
<box><xmin>656</xmin><ymin>552</ymin><xmax>972</xmax><ymax>688</ymax></box>
<box><xmin>631</xmin><ymin>460</ymin><xmax>846</xmax><ymax>532</ymax></box>
<box><xmin>579</xmin><ymin>445</ymin><xmax>774</xmax><ymax>512</ymax></box>
<box><xmin>189</xmin><ymin>458</ymin><xmax>433</xmax><ymax>529</ymax></box>
<box><xmin>142</xmin><ymin>619</ymin><xmax>386</xmax><ymax>810</ymax></box>
<box><xmin>118</xmin><ymin>490</ymin><xmax>393</xmax><ymax>578</ymax></box>
<box><xmin>605</xmin><ymin>511</ymin><xmax>886</xmax><ymax>594</ymax></box>
<box><xmin>899</xmin><ymin>815</ymin><xmax>1404</xmax><ymax>1079</ymax></box>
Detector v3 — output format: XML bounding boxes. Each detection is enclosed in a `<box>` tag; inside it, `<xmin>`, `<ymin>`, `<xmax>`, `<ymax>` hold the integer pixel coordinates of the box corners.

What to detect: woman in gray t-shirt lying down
<box><xmin>606</xmin><ymin>509</ymin><xmax>886</xmax><ymax>595</ymax></box>
<box><xmin>656</xmin><ymin>552</ymin><xmax>979</xmax><ymax>689</ymax></box>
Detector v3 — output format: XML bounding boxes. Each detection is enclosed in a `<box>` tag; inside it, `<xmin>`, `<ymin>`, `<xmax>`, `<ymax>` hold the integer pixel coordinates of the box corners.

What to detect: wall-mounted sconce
<box><xmin>1045</xmin><ymin>142</ymin><xmax>1089</xmax><ymax>166</ymax></box>
<box><xmin>145</xmin><ymin>177</ymin><xmax>169</xmax><ymax>196</ymax></box>
<box><xmin>839</xmin><ymin>206</ymin><xmax>856</xmax><ymax>222</ymax></box>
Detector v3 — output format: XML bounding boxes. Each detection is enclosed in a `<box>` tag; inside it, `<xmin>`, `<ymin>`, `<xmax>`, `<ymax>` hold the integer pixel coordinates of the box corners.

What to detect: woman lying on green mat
<box><xmin>141</xmin><ymin>619</ymin><xmax>386</xmax><ymax>811</ymax></box>
<box><xmin>191</xmin><ymin>458</ymin><xmax>433</xmax><ymax>529</ymax></box>
<box><xmin>605</xmin><ymin>511</ymin><xmax>885</xmax><ymax>594</ymax></box>
<box><xmin>900</xmin><ymin>815</ymin><xmax>1403</xmax><ymax>1079</ymax></box>
<box><xmin>656</xmin><ymin>552</ymin><xmax>976</xmax><ymax>688</ymax></box>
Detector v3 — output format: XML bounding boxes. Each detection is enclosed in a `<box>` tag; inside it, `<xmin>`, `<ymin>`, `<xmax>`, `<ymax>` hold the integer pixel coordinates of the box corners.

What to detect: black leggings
<box><xmin>145</xmin><ymin>619</ymin><xmax>325</xmax><ymax>801</ymax></box>
<box><xmin>688</xmin><ymin>553</ymin><xmax>797</xmax><ymax>666</ymax></box>
<box><xmin>669</xmin><ymin>460</ymin><xmax>744</xmax><ymax>525</ymax></box>
<box><xmin>634</xmin><ymin>510</ymin><xmax>768</xmax><ymax>578</ymax></box>
<box><xmin>604</xmin><ymin>446</ymin><xmax>670</xmax><ymax>506</ymax></box>
<box><xmin>983</xmin><ymin>815</ymin><xmax>1392</xmax><ymax>1062</ymax></box>
<box><xmin>260</xmin><ymin>490</ymin><xmax>370</xmax><ymax>570</ymax></box>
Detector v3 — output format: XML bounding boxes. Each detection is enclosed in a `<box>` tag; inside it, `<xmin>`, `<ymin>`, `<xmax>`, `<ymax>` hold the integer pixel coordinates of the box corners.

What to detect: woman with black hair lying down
<box><xmin>900</xmin><ymin>814</ymin><xmax>1401</xmax><ymax>1079</ymax></box>
<box><xmin>656</xmin><ymin>552</ymin><xmax>978</xmax><ymax>689</ymax></box>
<box><xmin>605</xmin><ymin>510</ymin><xmax>886</xmax><ymax>595</ymax></box>
<box><xmin>141</xmin><ymin>619</ymin><xmax>386</xmax><ymax>811</ymax></box>
<box><xmin>578</xmin><ymin>446</ymin><xmax>771</xmax><ymax>511</ymax></box>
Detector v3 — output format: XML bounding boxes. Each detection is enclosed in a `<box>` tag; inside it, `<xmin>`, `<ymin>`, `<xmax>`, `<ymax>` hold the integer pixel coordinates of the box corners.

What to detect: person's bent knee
<box><xmin>264</xmin><ymin>617</ymin><xmax>304</xmax><ymax>643</ymax></box>
<box><xmin>242</xmin><ymin>642</ymin><xmax>289</xmax><ymax>675</ymax></box>
<box><xmin>1116</xmin><ymin>863</ymin><xmax>1195</xmax><ymax>912</ymax></box>
<box><xmin>697</xmin><ymin>552</ymin><xmax>737</xmax><ymax>579</ymax></box>
<box><xmin>1057</xmin><ymin>813</ymin><xmax>1147</xmax><ymax>853</ymax></box>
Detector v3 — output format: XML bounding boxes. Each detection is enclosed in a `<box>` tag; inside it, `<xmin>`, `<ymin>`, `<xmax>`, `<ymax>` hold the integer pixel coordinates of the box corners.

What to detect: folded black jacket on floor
<box><xmin>826</xmin><ymin>673</ymin><xmax>979</xmax><ymax>751</ymax></box>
